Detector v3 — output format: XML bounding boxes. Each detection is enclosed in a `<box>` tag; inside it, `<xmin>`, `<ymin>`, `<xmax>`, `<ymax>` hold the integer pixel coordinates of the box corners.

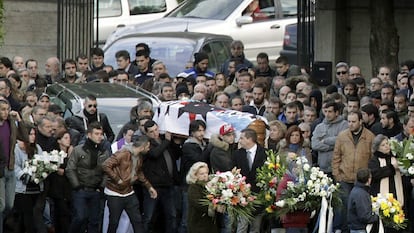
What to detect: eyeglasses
<box><xmin>336</xmin><ymin>71</ymin><xmax>347</xmax><ymax>75</ymax></box>
<box><xmin>88</xmin><ymin>104</ymin><xmax>97</xmax><ymax>108</ymax></box>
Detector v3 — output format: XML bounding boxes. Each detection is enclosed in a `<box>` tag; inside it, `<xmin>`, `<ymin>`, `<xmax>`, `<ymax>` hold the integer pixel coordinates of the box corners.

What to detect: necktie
<box><xmin>247</xmin><ymin>151</ymin><xmax>253</xmax><ymax>171</ymax></box>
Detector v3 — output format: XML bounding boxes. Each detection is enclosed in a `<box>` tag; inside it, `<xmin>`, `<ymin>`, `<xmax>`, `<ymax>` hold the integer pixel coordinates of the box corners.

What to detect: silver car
<box><xmin>46</xmin><ymin>83</ymin><xmax>160</xmax><ymax>137</ymax></box>
<box><xmin>104</xmin><ymin>0</ymin><xmax>297</xmax><ymax>62</ymax></box>
<box><xmin>103</xmin><ymin>31</ymin><xmax>233</xmax><ymax>76</ymax></box>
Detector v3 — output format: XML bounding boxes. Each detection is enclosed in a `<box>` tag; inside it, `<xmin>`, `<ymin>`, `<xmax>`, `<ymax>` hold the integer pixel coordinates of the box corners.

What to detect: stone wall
<box><xmin>0</xmin><ymin>0</ymin><xmax>57</xmax><ymax>72</ymax></box>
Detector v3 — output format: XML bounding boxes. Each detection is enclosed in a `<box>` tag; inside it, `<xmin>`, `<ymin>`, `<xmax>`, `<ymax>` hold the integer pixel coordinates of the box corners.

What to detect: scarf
<box><xmin>376</xmin><ymin>151</ymin><xmax>404</xmax><ymax>206</ymax></box>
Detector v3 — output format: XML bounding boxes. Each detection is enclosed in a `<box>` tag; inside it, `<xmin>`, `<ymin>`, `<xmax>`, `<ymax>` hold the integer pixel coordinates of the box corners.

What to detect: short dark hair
<box><xmin>0</xmin><ymin>57</ymin><xmax>12</xmax><ymax>69</ymax></box>
<box><xmin>90</xmin><ymin>47</ymin><xmax>104</xmax><ymax>57</ymax></box>
<box><xmin>76</xmin><ymin>54</ymin><xmax>88</xmax><ymax>61</ymax></box>
<box><xmin>115</xmin><ymin>50</ymin><xmax>130</xmax><ymax>60</ymax></box>
<box><xmin>87</xmin><ymin>122</ymin><xmax>103</xmax><ymax>133</ymax></box>
<box><xmin>324</xmin><ymin>101</ymin><xmax>340</xmax><ymax>112</ymax></box>
<box><xmin>62</xmin><ymin>59</ymin><xmax>77</xmax><ymax>70</ymax></box>
<box><xmin>361</xmin><ymin>104</ymin><xmax>379</xmax><ymax>119</ymax></box>
<box><xmin>275</xmin><ymin>56</ymin><xmax>289</xmax><ymax>65</ymax></box>
<box><xmin>143</xmin><ymin>120</ymin><xmax>157</xmax><ymax>133</ymax></box>
<box><xmin>135</xmin><ymin>43</ymin><xmax>151</xmax><ymax>53</ymax></box>
<box><xmin>356</xmin><ymin>168</ymin><xmax>371</xmax><ymax>184</ymax></box>
<box><xmin>85</xmin><ymin>94</ymin><xmax>97</xmax><ymax>102</ymax></box>
<box><xmin>256</xmin><ymin>52</ymin><xmax>269</xmax><ymax>61</ymax></box>
<box><xmin>135</xmin><ymin>49</ymin><xmax>149</xmax><ymax>58</ymax></box>
<box><xmin>189</xmin><ymin>120</ymin><xmax>206</xmax><ymax>136</ymax></box>
<box><xmin>241</xmin><ymin>128</ymin><xmax>257</xmax><ymax>142</ymax></box>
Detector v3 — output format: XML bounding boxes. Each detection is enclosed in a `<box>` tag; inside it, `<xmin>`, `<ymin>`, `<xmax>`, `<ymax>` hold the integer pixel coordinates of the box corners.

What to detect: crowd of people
<box><xmin>0</xmin><ymin>38</ymin><xmax>414</xmax><ymax>233</ymax></box>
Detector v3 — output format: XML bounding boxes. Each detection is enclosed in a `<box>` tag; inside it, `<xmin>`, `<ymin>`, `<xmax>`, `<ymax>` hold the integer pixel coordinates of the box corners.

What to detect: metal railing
<box><xmin>57</xmin><ymin>0</ymin><xmax>95</xmax><ymax>61</ymax></box>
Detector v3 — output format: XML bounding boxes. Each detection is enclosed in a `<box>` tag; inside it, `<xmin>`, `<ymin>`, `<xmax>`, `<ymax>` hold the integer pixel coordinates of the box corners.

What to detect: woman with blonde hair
<box><xmin>186</xmin><ymin>162</ymin><xmax>221</xmax><ymax>233</ymax></box>
<box><xmin>265</xmin><ymin>120</ymin><xmax>287</xmax><ymax>151</ymax></box>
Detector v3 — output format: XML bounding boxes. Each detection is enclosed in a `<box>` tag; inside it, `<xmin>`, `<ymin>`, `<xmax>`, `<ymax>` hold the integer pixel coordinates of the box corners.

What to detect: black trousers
<box><xmin>106</xmin><ymin>194</ymin><xmax>143</xmax><ymax>233</ymax></box>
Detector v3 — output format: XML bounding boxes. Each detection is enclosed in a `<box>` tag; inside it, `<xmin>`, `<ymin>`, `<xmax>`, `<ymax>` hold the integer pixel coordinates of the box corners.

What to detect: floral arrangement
<box><xmin>371</xmin><ymin>193</ymin><xmax>406</xmax><ymax>230</ymax></box>
<box><xmin>256</xmin><ymin>150</ymin><xmax>287</xmax><ymax>214</ymax></box>
<box><xmin>203</xmin><ymin>168</ymin><xmax>256</xmax><ymax>222</ymax></box>
<box><xmin>389</xmin><ymin>137</ymin><xmax>414</xmax><ymax>175</ymax></box>
<box><xmin>23</xmin><ymin>150</ymin><xmax>68</xmax><ymax>184</ymax></box>
<box><xmin>274</xmin><ymin>154</ymin><xmax>341</xmax><ymax>216</ymax></box>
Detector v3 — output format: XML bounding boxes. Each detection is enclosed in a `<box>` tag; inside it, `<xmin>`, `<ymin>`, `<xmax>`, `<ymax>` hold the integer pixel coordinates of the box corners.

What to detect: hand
<box><xmin>57</xmin><ymin>168</ymin><xmax>65</xmax><ymax>176</ymax></box>
<box><xmin>9</xmin><ymin>111</ymin><xmax>21</xmax><ymax>121</ymax></box>
<box><xmin>391</xmin><ymin>157</ymin><xmax>399</xmax><ymax>169</ymax></box>
<box><xmin>20</xmin><ymin>173</ymin><xmax>31</xmax><ymax>185</ymax></box>
<box><xmin>148</xmin><ymin>187</ymin><xmax>157</xmax><ymax>199</ymax></box>
<box><xmin>165</xmin><ymin>131</ymin><xmax>172</xmax><ymax>141</ymax></box>
<box><xmin>215</xmin><ymin>204</ymin><xmax>226</xmax><ymax>213</ymax></box>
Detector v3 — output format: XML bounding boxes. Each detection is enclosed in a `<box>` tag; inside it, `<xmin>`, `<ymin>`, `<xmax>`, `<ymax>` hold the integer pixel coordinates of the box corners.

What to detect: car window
<box><xmin>203</xmin><ymin>41</ymin><xmax>231</xmax><ymax>73</ymax></box>
<box><xmin>167</xmin><ymin>0</ymin><xmax>244</xmax><ymax>20</ymax></box>
<box><xmin>105</xmin><ymin>37</ymin><xmax>196</xmax><ymax>76</ymax></box>
<box><xmin>128</xmin><ymin>0</ymin><xmax>168</xmax><ymax>15</ymax></box>
<box><xmin>96</xmin><ymin>0</ymin><xmax>122</xmax><ymax>18</ymax></box>
<box><xmin>242</xmin><ymin>0</ymin><xmax>297</xmax><ymax>21</ymax></box>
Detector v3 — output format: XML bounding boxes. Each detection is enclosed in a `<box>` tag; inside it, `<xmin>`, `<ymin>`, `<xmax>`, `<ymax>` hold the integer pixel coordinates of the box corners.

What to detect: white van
<box><xmin>94</xmin><ymin>0</ymin><xmax>178</xmax><ymax>45</ymax></box>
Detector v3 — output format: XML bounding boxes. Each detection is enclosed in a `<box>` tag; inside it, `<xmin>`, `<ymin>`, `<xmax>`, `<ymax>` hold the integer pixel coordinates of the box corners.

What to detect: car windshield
<box><xmin>105</xmin><ymin>36</ymin><xmax>196</xmax><ymax>76</ymax></box>
<box><xmin>167</xmin><ymin>0</ymin><xmax>244</xmax><ymax>20</ymax></box>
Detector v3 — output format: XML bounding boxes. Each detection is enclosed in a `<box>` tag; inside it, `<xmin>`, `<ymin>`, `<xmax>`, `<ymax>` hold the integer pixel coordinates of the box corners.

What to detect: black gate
<box><xmin>297</xmin><ymin>0</ymin><xmax>315</xmax><ymax>69</ymax></box>
<box><xmin>57</xmin><ymin>0</ymin><xmax>95</xmax><ymax>61</ymax></box>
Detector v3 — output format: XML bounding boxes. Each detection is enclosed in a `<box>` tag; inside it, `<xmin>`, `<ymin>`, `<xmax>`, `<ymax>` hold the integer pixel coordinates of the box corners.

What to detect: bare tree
<box><xmin>369</xmin><ymin>0</ymin><xmax>399</xmax><ymax>76</ymax></box>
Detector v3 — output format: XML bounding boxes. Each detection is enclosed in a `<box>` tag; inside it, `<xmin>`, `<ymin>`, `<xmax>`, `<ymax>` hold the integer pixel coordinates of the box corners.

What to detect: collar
<box><xmin>246</xmin><ymin>143</ymin><xmax>257</xmax><ymax>155</ymax></box>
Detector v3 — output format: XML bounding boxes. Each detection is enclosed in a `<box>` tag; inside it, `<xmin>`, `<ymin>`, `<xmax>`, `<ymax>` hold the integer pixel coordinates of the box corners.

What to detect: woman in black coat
<box><xmin>186</xmin><ymin>162</ymin><xmax>221</xmax><ymax>233</ymax></box>
<box><xmin>368</xmin><ymin>134</ymin><xmax>404</xmax><ymax>233</ymax></box>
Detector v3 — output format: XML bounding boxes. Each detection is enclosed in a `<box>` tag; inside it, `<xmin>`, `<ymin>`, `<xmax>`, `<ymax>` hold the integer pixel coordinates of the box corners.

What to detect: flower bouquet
<box><xmin>23</xmin><ymin>150</ymin><xmax>68</xmax><ymax>184</ymax></box>
<box><xmin>275</xmin><ymin>155</ymin><xmax>340</xmax><ymax>217</ymax></box>
<box><xmin>256</xmin><ymin>150</ymin><xmax>287</xmax><ymax>215</ymax></box>
<box><xmin>389</xmin><ymin>137</ymin><xmax>414</xmax><ymax>175</ymax></box>
<box><xmin>371</xmin><ymin>193</ymin><xmax>406</xmax><ymax>230</ymax></box>
<box><xmin>203</xmin><ymin>167</ymin><xmax>256</xmax><ymax>222</ymax></box>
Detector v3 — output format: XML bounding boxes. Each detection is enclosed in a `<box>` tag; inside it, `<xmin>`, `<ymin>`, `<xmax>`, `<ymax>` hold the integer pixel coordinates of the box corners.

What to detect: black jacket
<box><xmin>65</xmin><ymin>110</ymin><xmax>115</xmax><ymax>143</ymax></box>
<box><xmin>347</xmin><ymin>182</ymin><xmax>378</xmax><ymax>230</ymax></box>
<box><xmin>232</xmin><ymin>144</ymin><xmax>267</xmax><ymax>194</ymax></box>
<box><xmin>368</xmin><ymin>151</ymin><xmax>398</xmax><ymax>199</ymax></box>
<box><xmin>65</xmin><ymin>139</ymin><xmax>110</xmax><ymax>189</ymax></box>
<box><xmin>180</xmin><ymin>138</ymin><xmax>206</xmax><ymax>186</ymax></box>
<box><xmin>143</xmin><ymin>137</ymin><xmax>180</xmax><ymax>187</ymax></box>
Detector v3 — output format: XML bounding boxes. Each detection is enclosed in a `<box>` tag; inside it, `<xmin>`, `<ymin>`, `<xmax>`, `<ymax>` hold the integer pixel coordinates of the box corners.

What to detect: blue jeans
<box><xmin>0</xmin><ymin>168</ymin><xmax>16</xmax><ymax>233</ymax></box>
<box><xmin>106</xmin><ymin>194</ymin><xmax>143</xmax><ymax>233</ymax></box>
<box><xmin>69</xmin><ymin>190</ymin><xmax>102</xmax><ymax>233</ymax></box>
<box><xmin>143</xmin><ymin>186</ymin><xmax>177</xmax><ymax>233</ymax></box>
<box><xmin>178</xmin><ymin>190</ymin><xmax>188</xmax><ymax>233</ymax></box>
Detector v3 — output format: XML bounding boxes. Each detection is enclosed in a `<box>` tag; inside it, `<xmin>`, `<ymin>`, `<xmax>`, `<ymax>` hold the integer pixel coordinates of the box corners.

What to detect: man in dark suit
<box><xmin>233</xmin><ymin>128</ymin><xmax>266</xmax><ymax>233</ymax></box>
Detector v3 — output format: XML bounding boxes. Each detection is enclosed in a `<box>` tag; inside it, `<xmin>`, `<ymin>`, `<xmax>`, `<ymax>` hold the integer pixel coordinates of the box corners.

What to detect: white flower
<box><xmin>32</xmin><ymin>159</ymin><xmax>38</xmax><ymax>165</ymax></box>
<box><xmin>275</xmin><ymin>200</ymin><xmax>285</xmax><ymax>207</ymax></box>
<box><xmin>31</xmin><ymin>166</ymin><xmax>37</xmax><ymax>172</ymax></box>
<box><xmin>406</xmin><ymin>153</ymin><xmax>414</xmax><ymax>160</ymax></box>
<box><xmin>303</xmin><ymin>163</ymin><xmax>310</xmax><ymax>171</ymax></box>
<box><xmin>42</xmin><ymin>172</ymin><xmax>48</xmax><ymax>178</ymax></box>
<box><xmin>287</xmin><ymin>181</ymin><xmax>294</xmax><ymax>188</ymax></box>
<box><xmin>221</xmin><ymin>189</ymin><xmax>233</xmax><ymax>198</ymax></box>
<box><xmin>34</xmin><ymin>178</ymin><xmax>40</xmax><ymax>184</ymax></box>
<box><xmin>310</xmin><ymin>173</ymin><xmax>317</xmax><ymax>180</ymax></box>
<box><xmin>307</xmin><ymin>180</ymin><xmax>314</xmax><ymax>187</ymax></box>
<box><xmin>320</xmin><ymin>190</ymin><xmax>327</xmax><ymax>197</ymax></box>
<box><xmin>408</xmin><ymin>166</ymin><xmax>414</xmax><ymax>175</ymax></box>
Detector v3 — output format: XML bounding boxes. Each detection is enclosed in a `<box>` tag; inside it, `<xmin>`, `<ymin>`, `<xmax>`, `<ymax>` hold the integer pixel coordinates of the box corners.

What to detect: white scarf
<box><xmin>378</xmin><ymin>157</ymin><xmax>404</xmax><ymax>206</ymax></box>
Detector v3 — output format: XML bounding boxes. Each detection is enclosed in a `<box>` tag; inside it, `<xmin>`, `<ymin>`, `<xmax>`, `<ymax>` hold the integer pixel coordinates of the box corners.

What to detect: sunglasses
<box><xmin>88</xmin><ymin>104</ymin><xmax>97</xmax><ymax>108</ymax></box>
<box><xmin>336</xmin><ymin>71</ymin><xmax>347</xmax><ymax>75</ymax></box>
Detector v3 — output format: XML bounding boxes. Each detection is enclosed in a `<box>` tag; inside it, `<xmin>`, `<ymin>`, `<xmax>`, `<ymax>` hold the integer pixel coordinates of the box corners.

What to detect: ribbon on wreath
<box><xmin>366</xmin><ymin>218</ymin><xmax>384</xmax><ymax>233</ymax></box>
<box><xmin>313</xmin><ymin>196</ymin><xmax>334</xmax><ymax>233</ymax></box>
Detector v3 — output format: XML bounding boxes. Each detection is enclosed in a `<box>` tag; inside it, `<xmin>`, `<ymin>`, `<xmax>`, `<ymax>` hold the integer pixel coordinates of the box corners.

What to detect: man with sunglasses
<box><xmin>335</xmin><ymin>61</ymin><xmax>350</xmax><ymax>94</ymax></box>
<box><xmin>66</xmin><ymin>94</ymin><xmax>115</xmax><ymax>144</ymax></box>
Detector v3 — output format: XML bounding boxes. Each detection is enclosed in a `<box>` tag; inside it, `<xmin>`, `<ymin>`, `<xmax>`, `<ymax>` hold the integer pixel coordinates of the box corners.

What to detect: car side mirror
<box><xmin>236</xmin><ymin>16</ymin><xmax>253</xmax><ymax>27</ymax></box>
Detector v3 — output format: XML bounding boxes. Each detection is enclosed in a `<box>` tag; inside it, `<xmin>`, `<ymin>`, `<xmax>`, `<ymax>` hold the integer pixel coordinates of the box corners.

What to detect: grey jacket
<box><xmin>311</xmin><ymin>116</ymin><xmax>348</xmax><ymax>173</ymax></box>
